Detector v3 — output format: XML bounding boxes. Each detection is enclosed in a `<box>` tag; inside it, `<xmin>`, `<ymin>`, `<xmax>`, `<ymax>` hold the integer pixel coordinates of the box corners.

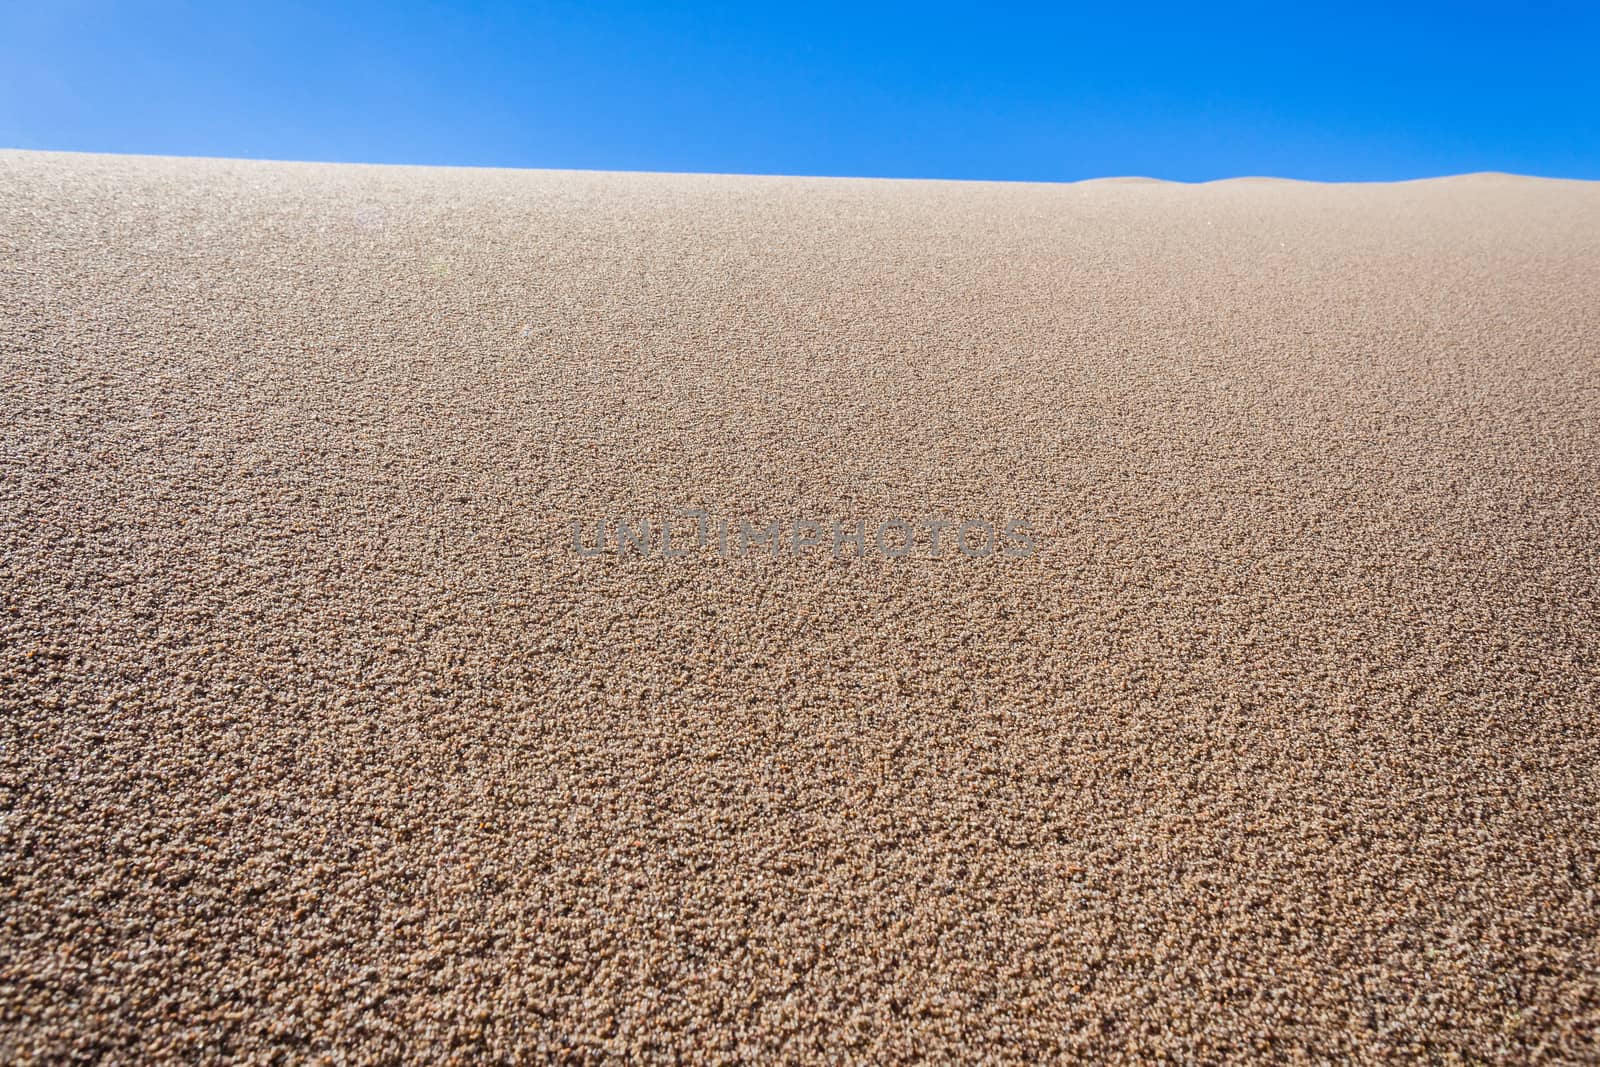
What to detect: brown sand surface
<box><xmin>2</xmin><ymin>150</ymin><xmax>1598</xmax><ymax>1062</ymax></box>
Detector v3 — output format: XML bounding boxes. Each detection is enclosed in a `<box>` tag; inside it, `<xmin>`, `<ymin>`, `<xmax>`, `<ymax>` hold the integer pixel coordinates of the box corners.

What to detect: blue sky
<box><xmin>3</xmin><ymin>2</ymin><xmax>1596</xmax><ymax>182</ymax></box>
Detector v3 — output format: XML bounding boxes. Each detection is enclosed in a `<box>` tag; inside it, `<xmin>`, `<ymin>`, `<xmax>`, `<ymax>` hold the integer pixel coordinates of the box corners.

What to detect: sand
<box><xmin>1</xmin><ymin>150</ymin><xmax>1597</xmax><ymax>1062</ymax></box>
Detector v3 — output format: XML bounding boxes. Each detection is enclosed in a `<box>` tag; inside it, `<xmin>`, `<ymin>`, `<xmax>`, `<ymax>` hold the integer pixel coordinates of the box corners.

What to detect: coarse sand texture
<box><xmin>2</xmin><ymin>151</ymin><xmax>1599</xmax><ymax>1062</ymax></box>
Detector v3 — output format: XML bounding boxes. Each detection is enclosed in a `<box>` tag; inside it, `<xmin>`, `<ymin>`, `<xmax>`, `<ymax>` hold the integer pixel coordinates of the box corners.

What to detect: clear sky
<box><xmin>3</xmin><ymin>1</ymin><xmax>1597</xmax><ymax>182</ymax></box>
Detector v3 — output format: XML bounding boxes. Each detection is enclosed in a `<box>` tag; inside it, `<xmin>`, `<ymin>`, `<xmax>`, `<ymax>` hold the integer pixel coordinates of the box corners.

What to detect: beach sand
<box><xmin>2</xmin><ymin>150</ymin><xmax>1597</xmax><ymax>1061</ymax></box>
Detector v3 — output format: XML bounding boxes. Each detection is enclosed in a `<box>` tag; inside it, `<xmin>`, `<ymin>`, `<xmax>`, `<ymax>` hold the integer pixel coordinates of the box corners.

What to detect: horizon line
<box><xmin>3</xmin><ymin>146</ymin><xmax>1592</xmax><ymax>188</ymax></box>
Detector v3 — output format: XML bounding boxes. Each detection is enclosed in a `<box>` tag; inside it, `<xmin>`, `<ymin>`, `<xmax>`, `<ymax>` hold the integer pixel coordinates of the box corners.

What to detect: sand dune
<box><xmin>2</xmin><ymin>150</ymin><xmax>1598</xmax><ymax>1062</ymax></box>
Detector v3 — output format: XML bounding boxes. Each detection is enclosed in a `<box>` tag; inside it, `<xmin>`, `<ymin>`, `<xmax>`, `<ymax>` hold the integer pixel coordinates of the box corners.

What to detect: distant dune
<box><xmin>3</xmin><ymin>150</ymin><xmax>1597</xmax><ymax>1062</ymax></box>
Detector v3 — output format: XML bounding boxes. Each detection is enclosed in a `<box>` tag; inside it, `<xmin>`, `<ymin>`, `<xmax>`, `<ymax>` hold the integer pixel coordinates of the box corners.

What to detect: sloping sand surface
<box><xmin>2</xmin><ymin>151</ymin><xmax>1598</xmax><ymax>1062</ymax></box>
